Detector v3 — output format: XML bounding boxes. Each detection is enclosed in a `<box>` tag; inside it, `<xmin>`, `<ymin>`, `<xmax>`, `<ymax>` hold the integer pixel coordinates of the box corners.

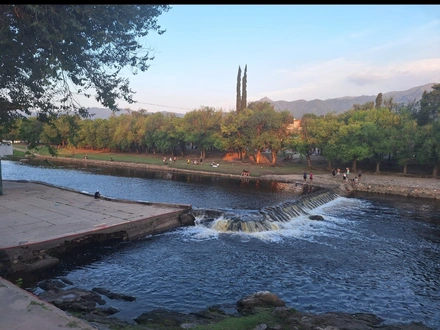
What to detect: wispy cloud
<box><xmin>254</xmin><ymin>57</ymin><xmax>440</xmax><ymax>101</ymax></box>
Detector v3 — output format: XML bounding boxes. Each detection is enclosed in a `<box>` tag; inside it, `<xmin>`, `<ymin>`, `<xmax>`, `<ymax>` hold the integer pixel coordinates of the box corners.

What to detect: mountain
<box><xmin>86</xmin><ymin>108</ymin><xmax>185</xmax><ymax>119</ymax></box>
<box><xmin>259</xmin><ymin>83</ymin><xmax>435</xmax><ymax>119</ymax></box>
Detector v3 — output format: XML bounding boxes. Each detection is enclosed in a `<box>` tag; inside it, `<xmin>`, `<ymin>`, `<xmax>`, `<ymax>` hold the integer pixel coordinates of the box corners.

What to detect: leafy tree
<box><xmin>182</xmin><ymin>107</ymin><xmax>223</xmax><ymax>159</ymax></box>
<box><xmin>392</xmin><ymin>104</ymin><xmax>419</xmax><ymax>174</ymax></box>
<box><xmin>311</xmin><ymin>113</ymin><xmax>342</xmax><ymax>169</ymax></box>
<box><xmin>243</xmin><ymin>101</ymin><xmax>286</xmax><ymax>164</ymax></box>
<box><xmin>291</xmin><ymin>113</ymin><xmax>321</xmax><ymax>168</ymax></box>
<box><xmin>94</xmin><ymin>118</ymin><xmax>111</xmax><ymax>150</ymax></box>
<box><xmin>265</xmin><ymin>110</ymin><xmax>293</xmax><ymax>165</ymax></box>
<box><xmin>383</xmin><ymin>96</ymin><xmax>397</xmax><ymax>112</ymax></box>
<box><xmin>143</xmin><ymin>112</ymin><xmax>166</xmax><ymax>154</ymax></box>
<box><xmin>112</xmin><ymin>114</ymin><xmax>135</xmax><ymax>152</ymax></box>
<box><xmin>352</xmin><ymin>101</ymin><xmax>374</xmax><ymax>111</ymax></box>
<box><xmin>154</xmin><ymin>114</ymin><xmax>181</xmax><ymax>156</ymax></box>
<box><xmin>0</xmin><ymin>5</ymin><xmax>170</xmax><ymax>124</ymax></box>
<box><xmin>40</xmin><ymin>122</ymin><xmax>62</xmax><ymax>146</ymax></box>
<box><xmin>17</xmin><ymin>117</ymin><xmax>44</xmax><ymax>146</ymax></box>
<box><xmin>241</xmin><ymin>65</ymin><xmax>247</xmax><ymax>111</ymax></box>
<box><xmin>53</xmin><ymin>114</ymin><xmax>81</xmax><ymax>147</ymax></box>
<box><xmin>220</xmin><ymin>110</ymin><xmax>249</xmax><ymax>161</ymax></box>
<box><xmin>363</xmin><ymin>108</ymin><xmax>399</xmax><ymax>173</ymax></box>
<box><xmin>415</xmin><ymin>121</ymin><xmax>440</xmax><ymax>177</ymax></box>
<box><xmin>76</xmin><ymin>119</ymin><xmax>96</xmax><ymax>149</ymax></box>
<box><xmin>332</xmin><ymin>121</ymin><xmax>371</xmax><ymax>172</ymax></box>
<box><xmin>418</xmin><ymin>83</ymin><xmax>440</xmax><ymax>126</ymax></box>
<box><xmin>0</xmin><ymin>5</ymin><xmax>169</xmax><ymax>194</ymax></box>
<box><xmin>236</xmin><ymin>66</ymin><xmax>242</xmax><ymax>112</ymax></box>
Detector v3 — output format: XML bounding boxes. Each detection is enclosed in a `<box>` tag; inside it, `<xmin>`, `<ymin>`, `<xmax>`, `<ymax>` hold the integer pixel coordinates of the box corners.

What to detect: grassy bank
<box><xmin>12</xmin><ymin>144</ymin><xmax>331</xmax><ymax>177</ymax></box>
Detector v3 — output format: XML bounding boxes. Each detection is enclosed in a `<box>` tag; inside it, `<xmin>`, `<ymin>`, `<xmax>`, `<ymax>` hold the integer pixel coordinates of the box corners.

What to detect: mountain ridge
<box><xmin>259</xmin><ymin>83</ymin><xmax>435</xmax><ymax>118</ymax></box>
<box><xmin>86</xmin><ymin>83</ymin><xmax>435</xmax><ymax>119</ymax></box>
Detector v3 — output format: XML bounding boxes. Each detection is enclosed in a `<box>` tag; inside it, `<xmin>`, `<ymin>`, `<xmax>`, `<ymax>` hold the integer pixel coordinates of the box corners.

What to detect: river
<box><xmin>2</xmin><ymin>159</ymin><xmax>440</xmax><ymax>328</ymax></box>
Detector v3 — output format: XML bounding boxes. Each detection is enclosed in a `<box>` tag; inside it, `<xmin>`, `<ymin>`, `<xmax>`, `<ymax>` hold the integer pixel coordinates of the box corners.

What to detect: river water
<box><xmin>2</xmin><ymin>159</ymin><xmax>440</xmax><ymax>328</ymax></box>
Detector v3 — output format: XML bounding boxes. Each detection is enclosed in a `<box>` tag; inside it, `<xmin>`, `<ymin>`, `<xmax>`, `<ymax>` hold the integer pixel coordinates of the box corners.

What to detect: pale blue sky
<box><xmin>79</xmin><ymin>5</ymin><xmax>440</xmax><ymax>114</ymax></box>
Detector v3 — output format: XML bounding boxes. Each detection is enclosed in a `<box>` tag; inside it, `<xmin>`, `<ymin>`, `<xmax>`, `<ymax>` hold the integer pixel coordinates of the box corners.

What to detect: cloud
<box><xmin>253</xmin><ymin>57</ymin><xmax>440</xmax><ymax>102</ymax></box>
<box><xmin>347</xmin><ymin>73</ymin><xmax>385</xmax><ymax>86</ymax></box>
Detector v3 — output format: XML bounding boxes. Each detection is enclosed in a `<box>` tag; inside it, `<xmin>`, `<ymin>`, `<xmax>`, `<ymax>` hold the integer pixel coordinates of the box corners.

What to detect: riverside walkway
<box><xmin>0</xmin><ymin>179</ymin><xmax>193</xmax><ymax>330</ymax></box>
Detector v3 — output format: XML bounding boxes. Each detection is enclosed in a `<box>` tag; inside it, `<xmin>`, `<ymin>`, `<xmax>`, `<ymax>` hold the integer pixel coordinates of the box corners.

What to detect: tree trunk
<box><xmin>327</xmin><ymin>159</ymin><xmax>332</xmax><ymax>170</ymax></box>
<box><xmin>403</xmin><ymin>163</ymin><xmax>407</xmax><ymax>175</ymax></box>
<box><xmin>271</xmin><ymin>150</ymin><xmax>277</xmax><ymax>165</ymax></box>
<box><xmin>256</xmin><ymin>150</ymin><xmax>261</xmax><ymax>164</ymax></box>
<box><xmin>433</xmin><ymin>163</ymin><xmax>438</xmax><ymax>178</ymax></box>
<box><xmin>376</xmin><ymin>161</ymin><xmax>381</xmax><ymax>174</ymax></box>
<box><xmin>307</xmin><ymin>154</ymin><xmax>311</xmax><ymax>168</ymax></box>
<box><xmin>351</xmin><ymin>159</ymin><xmax>357</xmax><ymax>173</ymax></box>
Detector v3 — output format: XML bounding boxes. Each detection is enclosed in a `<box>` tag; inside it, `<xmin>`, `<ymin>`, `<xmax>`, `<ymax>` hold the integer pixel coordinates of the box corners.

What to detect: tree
<box><xmin>415</xmin><ymin>122</ymin><xmax>440</xmax><ymax>177</ymax></box>
<box><xmin>291</xmin><ymin>114</ymin><xmax>321</xmax><ymax>168</ymax></box>
<box><xmin>0</xmin><ymin>5</ymin><xmax>169</xmax><ymax>194</ymax></box>
<box><xmin>375</xmin><ymin>93</ymin><xmax>383</xmax><ymax>108</ymax></box>
<box><xmin>418</xmin><ymin>83</ymin><xmax>440</xmax><ymax>126</ymax></box>
<box><xmin>182</xmin><ymin>107</ymin><xmax>224</xmax><ymax>159</ymax></box>
<box><xmin>236</xmin><ymin>66</ymin><xmax>242</xmax><ymax>112</ymax></box>
<box><xmin>17</xmin><ymin>117</ymin><xmax>44</xmax><ymax>146</ymax></box>
<box><xmin>244</xmin><ymin>101</ymin><xmax>287</xmax><ymax>165</ymax></box>
<box><xmin>220</xmin><ymin>110</ymin><xmax>249</xmax><ymax>161</ymax></box>
<box><xmin>0</xmin><ymin>5</ymin><xmax>170</xmax><ymax>123</ymax></box>
<box><xmin>383</xmin><ymin>96</ymin><xmax>397</xmax><ymax>112</ymax></box>
<box><xmin>241</xmin><ymin>65</ymin><xmax>247</xmax><ymax>111</ymax></box>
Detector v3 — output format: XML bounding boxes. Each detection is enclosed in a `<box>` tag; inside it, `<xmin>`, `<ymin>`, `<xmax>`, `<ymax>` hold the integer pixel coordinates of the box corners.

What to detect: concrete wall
<box><xmin>1</xmin><ymin>208</ymin><xmax>194</xmax><ymax>275</ymax></box>
<box><xmin>0</xmin><ymin>142</ymin><xmax>13</xmax><ymax>157</ymax></box>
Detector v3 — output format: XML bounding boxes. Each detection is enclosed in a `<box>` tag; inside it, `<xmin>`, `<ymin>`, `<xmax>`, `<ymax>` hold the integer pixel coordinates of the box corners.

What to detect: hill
<box><xmin>259</xmin><ymin>83</ymin><xmax>435</xmax><ymax>118</ymax></box>
<box><xmin>86</xmin><ymin>108</ymin><xmax>185</xmax><ymax>119</ymax></box>
<box><xmin>63</xmin><ymin>83</ymin><xmax>435</xmax><ymax>120</ymax></box>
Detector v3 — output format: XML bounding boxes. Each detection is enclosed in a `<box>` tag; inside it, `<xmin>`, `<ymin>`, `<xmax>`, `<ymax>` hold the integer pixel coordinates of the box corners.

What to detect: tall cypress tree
<box><xmin>236</xmin><ymin>66</ymin><xmax>242</xmax><ymax>112</ymax></box>
<box><xmin>241</xmin><ymin>65</ymin><xmax>247</xmax><ymax>111</ymax></box>
<box><xmin>375</xmin><ymin>92</ymin><xmax>383</xmax><ymax>108</ymax></box>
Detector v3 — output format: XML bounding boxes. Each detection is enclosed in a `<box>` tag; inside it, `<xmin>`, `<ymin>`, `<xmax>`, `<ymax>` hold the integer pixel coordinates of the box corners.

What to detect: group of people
<box><xmin>187</xmin><ymin>158</ymin><xmax>203</xmax><ymax>165</ymax></box>
<box><xmin>303</xmin><ymin>171</ymin><xmax>313</xmax><ymax>182</ymax></box>
<box><xmin>163</xmin><ymin>156</ymin><xmax>177</xmax><ymax>164</ymax></box>
<box><xmin>331</xmin><ymin>167</ymin><xmax>362</xmax><ymax>185</ymax></box>
<box><xmin>331</xmin><ymin>167</ymin><xmax>362</xmax><ymax>179</ymax></box>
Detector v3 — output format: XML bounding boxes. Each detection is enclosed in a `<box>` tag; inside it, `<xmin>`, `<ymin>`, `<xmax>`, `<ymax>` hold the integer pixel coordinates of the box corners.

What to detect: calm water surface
<box><xmin>2</xmin><ymin>160</ymin><xmax>440</xmax><ymax>328</ymax></box>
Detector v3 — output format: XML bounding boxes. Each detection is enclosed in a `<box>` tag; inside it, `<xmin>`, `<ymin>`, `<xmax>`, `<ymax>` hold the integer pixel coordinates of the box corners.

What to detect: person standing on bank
<box><xmin>309</xmin><ymin>172</ymin><xmax>313</xmax><ymax>182</ymax></box>
<box><xmin>303</xmin><ymin>171</ymin><xmax>307</xmax><ymax>182</ymax></box>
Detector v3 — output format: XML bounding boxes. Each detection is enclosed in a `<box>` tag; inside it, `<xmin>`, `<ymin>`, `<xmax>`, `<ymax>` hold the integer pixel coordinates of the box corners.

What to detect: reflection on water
<box><xmin>2</xmin><ymin>160</ymin><xmax>440</xmax><ymax>328</ymax></box>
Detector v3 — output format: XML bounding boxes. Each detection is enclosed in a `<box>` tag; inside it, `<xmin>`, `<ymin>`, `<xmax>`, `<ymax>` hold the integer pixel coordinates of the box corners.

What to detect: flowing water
<box><xmin>1</xmin><ymin>159</ymin><xmax>440</xmax><ymax>328</ymax></box>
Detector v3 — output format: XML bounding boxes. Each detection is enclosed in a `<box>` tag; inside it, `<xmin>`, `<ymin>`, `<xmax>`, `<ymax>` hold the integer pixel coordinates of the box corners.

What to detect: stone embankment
<box><xmin>30</xmin><ymin>155</ymin><xmax>440</xmax><ymax>199</ymax></box>
<box><xmin>261</xmin><ymin>173</ymin><xmax>440</xmax><ymax>200</ymax></box>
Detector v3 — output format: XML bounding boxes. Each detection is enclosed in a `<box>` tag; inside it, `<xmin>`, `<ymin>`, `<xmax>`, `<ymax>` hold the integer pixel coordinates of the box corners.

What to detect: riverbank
<box><xmin>1</xmin><ymin>157</ymin><xmax>438</xmax><ymax>330</ymax></box>
<box><xmin>20</xmin><ymin>154</ymin><xmax>440</xmax><ymax>200</ymax></box>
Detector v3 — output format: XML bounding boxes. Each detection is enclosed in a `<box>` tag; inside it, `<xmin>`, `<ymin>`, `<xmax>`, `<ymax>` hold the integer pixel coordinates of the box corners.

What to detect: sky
<box><xmin>78</xmin><ymin>5</ymin><xmax>440</xmax><ymax>115</ymax></box>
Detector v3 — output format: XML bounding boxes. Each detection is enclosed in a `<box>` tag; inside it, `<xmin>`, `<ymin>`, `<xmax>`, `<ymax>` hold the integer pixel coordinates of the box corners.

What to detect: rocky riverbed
<box><xmin>36</xmin><ymin>279</ymin><xmax>434</xmax><ymax>330</ymax></box>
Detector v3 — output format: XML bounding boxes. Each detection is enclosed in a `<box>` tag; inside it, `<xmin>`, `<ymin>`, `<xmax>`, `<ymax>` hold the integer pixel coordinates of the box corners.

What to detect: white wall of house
<box><xmin>0</xmin><ymin>141</ymin><xmax>13</xmax><ymax>157</ymax></box>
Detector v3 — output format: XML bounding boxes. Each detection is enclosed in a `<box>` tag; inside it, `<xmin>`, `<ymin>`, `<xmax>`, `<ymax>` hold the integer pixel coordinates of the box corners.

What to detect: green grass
<box><xmin>28</xmin><ymin>300</ymin><xmax>51</xmax><ymax>311</ymax></box>
<box><xmin>191</xmin><ymin>310</ymin><xmax>287</xmax><ymax>330</ymax></box>
<box><xmin>104</xmin><ymin>309</ymin><xmax>294</xmax><ymax>330</ymax></box>
<box><xmin>15</xmin><ymin>144</ymin><xmax>330</xmax><ymax>177</ymax></box>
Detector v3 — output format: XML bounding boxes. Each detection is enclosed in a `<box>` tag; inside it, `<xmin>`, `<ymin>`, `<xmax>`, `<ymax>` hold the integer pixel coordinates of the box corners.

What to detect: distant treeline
<box><xmin>2</xmin><ymin>84</ymin><xmax>439</xmax><ymax>176</ymax></box>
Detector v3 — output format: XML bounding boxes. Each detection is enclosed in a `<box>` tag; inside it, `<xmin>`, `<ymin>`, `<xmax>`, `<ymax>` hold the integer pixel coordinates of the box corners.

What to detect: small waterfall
<box><xmin>192</xmin><ymin>189</ymin><xmax>340</xmax><ymax>233</ymax></box>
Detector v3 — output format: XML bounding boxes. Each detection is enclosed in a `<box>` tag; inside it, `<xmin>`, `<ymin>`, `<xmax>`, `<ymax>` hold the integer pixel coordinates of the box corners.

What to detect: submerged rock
<box><xmin>309</xmin><ymin>215</ymin><xmax>324</xmax><ymax>220</ymax></box>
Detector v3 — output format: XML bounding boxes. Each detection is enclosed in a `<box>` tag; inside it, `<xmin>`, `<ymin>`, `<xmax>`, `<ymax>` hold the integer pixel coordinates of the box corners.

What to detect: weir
<box><xmin>191</xmin><ymin>188</ymin><xmax>341</xmax><ymax>233</ymax></box>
